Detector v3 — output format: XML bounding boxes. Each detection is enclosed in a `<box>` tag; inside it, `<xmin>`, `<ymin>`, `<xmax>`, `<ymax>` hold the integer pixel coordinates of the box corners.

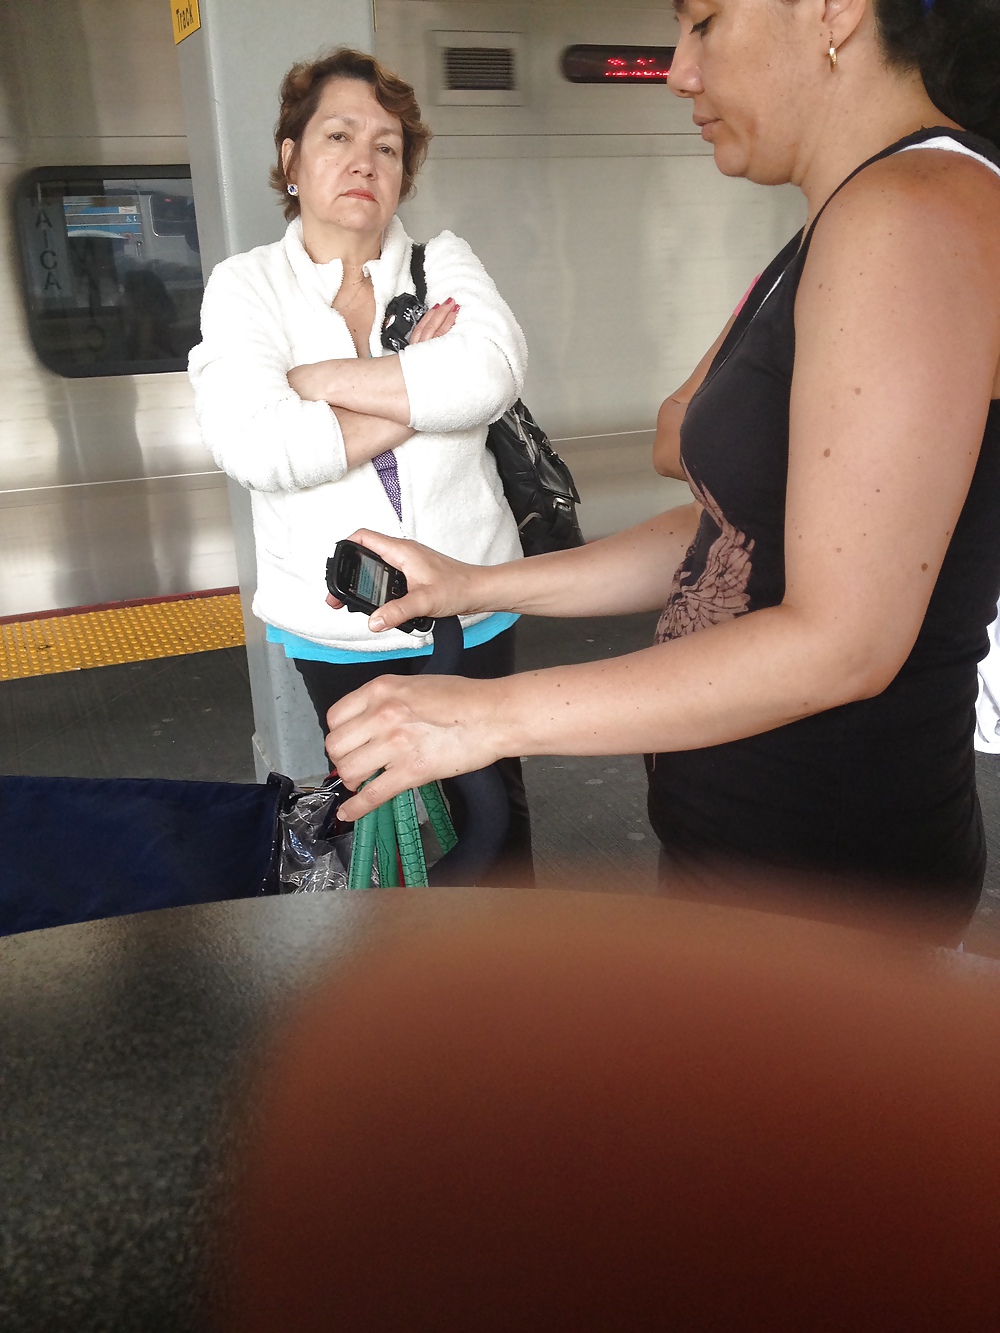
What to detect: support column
<box><xmin>175</xmin><ymin>0</ymin><xmax>375</xmax><ymax>781</ymax></box>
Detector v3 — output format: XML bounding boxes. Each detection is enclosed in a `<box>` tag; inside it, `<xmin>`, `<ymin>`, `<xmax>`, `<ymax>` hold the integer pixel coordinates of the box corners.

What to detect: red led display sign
<box><xmin>561</xmin><ymin>45</ymin><xmax>674</xmax><ymax>84</ymax></box>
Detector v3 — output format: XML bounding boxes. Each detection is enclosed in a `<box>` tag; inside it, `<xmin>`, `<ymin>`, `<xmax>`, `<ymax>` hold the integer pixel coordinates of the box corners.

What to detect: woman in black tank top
<box><xmin>646</xmin><ymin>125</ymin><xmax>1000</xmax><ymax>934</ymax></box>
<box><xmin>322</xmin><ymin>0</ymin><xmax>1000</xmax><ymax>944</ymax></box>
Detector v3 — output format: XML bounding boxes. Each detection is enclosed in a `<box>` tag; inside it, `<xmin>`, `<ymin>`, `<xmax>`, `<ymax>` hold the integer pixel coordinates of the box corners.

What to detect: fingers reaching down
<box><xmin>325</xmin><ymin>674</ymin><xmax>504</xmax><ymax>822</ymax></box>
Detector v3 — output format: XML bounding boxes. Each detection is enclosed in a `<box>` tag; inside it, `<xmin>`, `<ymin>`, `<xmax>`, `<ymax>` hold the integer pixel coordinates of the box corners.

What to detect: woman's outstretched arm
<box><xmin>327</xmin><ymin>152</ymin><xmax>1000</xmax><ymax>821</ymax></box>
<box><xmin>340</xmin><ymin>503</ymin><xmax>702</xmax><ymax>628</ymax></box>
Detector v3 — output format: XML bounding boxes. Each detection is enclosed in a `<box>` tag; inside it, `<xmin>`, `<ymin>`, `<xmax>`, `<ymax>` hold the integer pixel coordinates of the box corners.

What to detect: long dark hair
<box><xmin>874</xmin><ymin>0</ymin><xmax>1000</xmax><ymax>145</ymax></box>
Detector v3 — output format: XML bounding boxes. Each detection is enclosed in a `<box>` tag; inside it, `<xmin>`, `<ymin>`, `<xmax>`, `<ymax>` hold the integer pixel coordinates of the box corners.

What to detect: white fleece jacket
<box><xmin>188</xmin><ymin>215</ymin><xmax>525</xmax><ymax>652</ymax></box>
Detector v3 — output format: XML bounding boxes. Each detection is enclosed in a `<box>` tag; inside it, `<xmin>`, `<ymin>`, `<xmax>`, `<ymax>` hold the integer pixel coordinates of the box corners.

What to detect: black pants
<box><xmin>293</xmin><ymin>626</ymin><xmax>534</xmax><ymax>887</ymax></box>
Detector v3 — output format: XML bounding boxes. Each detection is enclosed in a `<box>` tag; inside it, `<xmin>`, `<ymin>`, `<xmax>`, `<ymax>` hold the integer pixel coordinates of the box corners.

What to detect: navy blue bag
<box><xmin>0</xmin><ymin>774</ymin><xmax>290</xmax><ymax>937</ymax></box>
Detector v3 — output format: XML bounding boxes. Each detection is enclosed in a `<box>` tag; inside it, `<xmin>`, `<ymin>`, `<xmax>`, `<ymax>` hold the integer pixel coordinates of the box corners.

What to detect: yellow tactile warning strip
<box><xmin>0</xmin><ymin>593</ymin><xmax>246</xmax><ymax>682</ymax></box>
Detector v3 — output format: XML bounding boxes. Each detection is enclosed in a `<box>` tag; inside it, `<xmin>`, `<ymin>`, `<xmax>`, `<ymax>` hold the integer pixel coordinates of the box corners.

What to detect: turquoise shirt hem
<box><xmin>266</xmin><ymin>612</ymin><xmax>520</xmax><ymax>664</ymax></box>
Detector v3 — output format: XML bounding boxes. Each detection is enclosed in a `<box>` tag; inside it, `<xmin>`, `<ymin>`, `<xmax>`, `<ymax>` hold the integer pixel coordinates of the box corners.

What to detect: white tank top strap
<box><xmin>896</xmin><ymin>133</ymin><xmax>1000</xmax><ymax>180</ymax></box>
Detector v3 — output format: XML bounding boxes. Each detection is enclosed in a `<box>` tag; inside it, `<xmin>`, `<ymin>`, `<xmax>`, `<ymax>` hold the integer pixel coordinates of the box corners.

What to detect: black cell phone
<box><xmin>326</xmin><ymin>539</ymin><xmax>433</xmax><ymax>635</ymax></box>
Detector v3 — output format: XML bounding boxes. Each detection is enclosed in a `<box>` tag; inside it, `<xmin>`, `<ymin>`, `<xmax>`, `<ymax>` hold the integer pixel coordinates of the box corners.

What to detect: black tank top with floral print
<box><xmin>646</xmin><ymin>127</ymin><xmax>1000</xmax><ymax>913</ymax></box>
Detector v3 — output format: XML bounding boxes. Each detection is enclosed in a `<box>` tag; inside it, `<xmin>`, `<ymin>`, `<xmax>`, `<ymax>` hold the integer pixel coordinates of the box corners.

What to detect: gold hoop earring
<box><xmin>829</xmin><ymin>42</ymin><xmax>838</xmax><ymax>72</ymax></box>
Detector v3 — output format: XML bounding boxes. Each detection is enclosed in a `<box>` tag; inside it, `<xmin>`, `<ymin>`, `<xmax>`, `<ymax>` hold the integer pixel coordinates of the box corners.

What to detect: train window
<box><xmin>13</xmin><ymin>165</ymin><xmax>203</xmax><ymax>379</ymax></box>
<box><xmin>432</xmin><ymin>32</ymin><xmax>523</xmax><ymax>107</ymax></box>
<box><xmin>561</xmin><ymin>46</ymin><xmax>675</xmax><ymax>84</ymax></box>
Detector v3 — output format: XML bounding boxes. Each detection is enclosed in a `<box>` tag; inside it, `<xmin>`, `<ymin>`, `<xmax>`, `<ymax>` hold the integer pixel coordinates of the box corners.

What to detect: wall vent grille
<box><xmin>443</xmin><ymin>46</ymin><xmax>517</xmax><ymax>93</ymax></box>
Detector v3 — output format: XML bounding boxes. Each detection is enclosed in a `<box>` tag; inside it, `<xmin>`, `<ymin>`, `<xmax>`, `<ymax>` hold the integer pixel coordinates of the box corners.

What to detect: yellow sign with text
<box><xmin>171</xmin><ymin>0</ymin><xmax>201</xmax><ymax>44</ymax></box>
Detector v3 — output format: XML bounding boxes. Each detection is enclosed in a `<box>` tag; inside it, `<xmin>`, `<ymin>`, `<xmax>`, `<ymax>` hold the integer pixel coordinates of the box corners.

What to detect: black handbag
<box><xmin>383</xmin><ymin>243</ymin><xmax>585</xmax><ymax>557</ymax></box>
<box><xmin>483</xmin><ymin>398</ymin><xmax>585</xmax><ymax>557</ymax></box>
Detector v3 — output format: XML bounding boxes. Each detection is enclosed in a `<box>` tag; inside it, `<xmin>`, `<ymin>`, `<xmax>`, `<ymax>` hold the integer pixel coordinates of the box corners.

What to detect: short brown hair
<box><xmin>270</xmin><ymin>49</ymin><xmax>432</xmax><ymax>220</ymax></box>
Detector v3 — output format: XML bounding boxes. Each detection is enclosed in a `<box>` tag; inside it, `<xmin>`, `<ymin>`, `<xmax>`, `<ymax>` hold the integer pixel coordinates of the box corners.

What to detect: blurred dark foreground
<box><xmin>220</xmin><ymin>891</ymin><xmax>1000</xmax><ymax>1332</ymax></box>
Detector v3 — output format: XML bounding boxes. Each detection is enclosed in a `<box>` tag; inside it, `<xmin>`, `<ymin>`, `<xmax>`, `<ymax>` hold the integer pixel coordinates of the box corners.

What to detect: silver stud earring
<box><xmin>287</xmin><ymin>183</ymin><xmax>299</xmax><ymax>197</ymax></box>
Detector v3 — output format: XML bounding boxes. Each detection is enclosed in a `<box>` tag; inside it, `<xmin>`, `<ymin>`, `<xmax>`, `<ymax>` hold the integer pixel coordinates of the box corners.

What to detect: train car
<box><xmin>0</xmin><ymin>0</ymin><xmax>804</xmax><ymax>622</ymax></box>
<box><xmin>0</xmin><ymin>2</ymin><xmax>230</xmax><ymax>620</ymax></box>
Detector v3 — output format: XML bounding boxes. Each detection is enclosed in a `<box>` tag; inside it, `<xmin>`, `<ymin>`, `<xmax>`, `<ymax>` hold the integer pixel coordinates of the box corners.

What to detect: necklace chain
<box><xmin>333</xmin><ymin>231</ymin><xmax>383</xmax><ymax>311</ymax></box>
<box><xmin>337</xmin><ymin>266</ymin><xmax>371</xmax><ymax>316</ymax></box>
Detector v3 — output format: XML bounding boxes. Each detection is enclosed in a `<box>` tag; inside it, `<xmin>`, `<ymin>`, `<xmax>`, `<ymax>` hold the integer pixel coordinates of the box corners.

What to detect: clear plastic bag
<box><xmin>277</xmin><ymin>776</ymin><xmax>368</xmax><ymax>894</ymax></box>
<box><xmin>276</xmin><ymin>774</ymin><xmax>461</xmax><ymax>894</ymax></box>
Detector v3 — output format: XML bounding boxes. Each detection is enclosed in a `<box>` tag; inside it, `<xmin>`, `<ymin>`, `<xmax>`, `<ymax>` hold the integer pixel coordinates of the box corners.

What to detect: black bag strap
<box><xmin>410</xmin><ymin>242</ymin><xmax>427</xmax><ymax>306</ymax></box>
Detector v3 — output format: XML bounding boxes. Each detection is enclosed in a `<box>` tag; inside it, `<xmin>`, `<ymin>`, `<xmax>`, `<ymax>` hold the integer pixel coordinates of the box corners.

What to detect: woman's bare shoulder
<box><xmin>796</xmin><ymin>145</ymin><xmax>1000</xmax><ymax>364</ymax></box>
<box><xmin>811</xmin><ymin>144</ymin><xmax>1000</xmax><ymax>271</ymax></box>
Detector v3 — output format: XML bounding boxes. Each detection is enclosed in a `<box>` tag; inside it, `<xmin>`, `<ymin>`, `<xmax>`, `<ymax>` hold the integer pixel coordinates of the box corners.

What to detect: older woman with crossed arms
<box><xmin>189</xmin><ymin>48</ymin><xmax>534</xmax><ymax>882</ymax></box>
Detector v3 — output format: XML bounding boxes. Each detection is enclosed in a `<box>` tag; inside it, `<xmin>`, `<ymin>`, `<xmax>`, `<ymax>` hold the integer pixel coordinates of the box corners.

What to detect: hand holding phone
<box><xmin>327</xmin><ymin>539</ymin><xmax>434</xmax><ymax>635</ymax></box>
